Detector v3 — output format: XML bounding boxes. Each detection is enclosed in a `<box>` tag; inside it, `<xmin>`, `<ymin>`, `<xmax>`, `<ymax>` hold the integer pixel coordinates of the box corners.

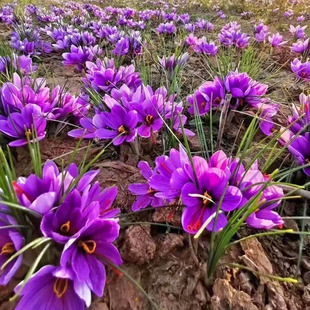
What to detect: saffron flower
<box><xmin>15</xmin><ymin>265</ymin><xmax>87</xmax><ymax>310</ymax></box>
<box><xmin>96</xmin><ymin>105</ymin><xmax>138</xmax><ymax>145</ymax></box>
<box><xmin>181</xmin><ymin>167</ymin><xmax>242</xmax><ymax>233</ymax></box>
<box><xmin>0</xmin><ymin>104</ymin><xmax>46</xmax><ymax>147</ymax></box>
<box><xmin>287</xmin><ymin>132</ymin><xmax>310</xmax><ymax>176</ymax></box>
<box><xmin>292</xmin><ymin>38</ymin><xmax>309</xmax><ymax>54</ymax></box>
<box><xmin>63</xmin><ymin>45</ymin><xmax>102</xmax><ymax>71</ymax></box>
<box><xmin>134</xmin><ymin>99</ymin><xmax>163</xmax><ymax>138</ymax></box>
<box><xmin>128</xmin><ymin>161</ymin><xmax>164</xmax><ymax>211</ymax></box>
<box><xmin>289</xmin><ymin>25</ymin><xmax>307</xmax><ymax>39</ymax></box>
<box><xmin>60</xmin><ymin>219</ymin><xmax>122</xmax><ymax>298</ymax></box>
<box><xmin>287</xmin><ymin>93</ymin><xmax>310</xmax><ymax>135</ymax></box>
<box><xmin>0</xmin><ymin>215</ymin><xmax>24</xmax><ymax>285</ymax></box>
<box><xmin>291</xmin><ymin>58</ymin><xmax>310</xmax><ymax>80</ymax></box>
<box><xmin>188</xmin><ymin>77</ymin><xmax>225</xmax><ymax>115</ymax></box>
<box><xmin>268</xmin><ymin>33</ymin><xmax>287</xmax><ymax>47</ymax></box>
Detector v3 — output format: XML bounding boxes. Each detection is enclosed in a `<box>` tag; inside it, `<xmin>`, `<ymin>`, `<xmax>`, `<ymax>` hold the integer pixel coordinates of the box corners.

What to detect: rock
<box><xmin>284</xmin><ymin>219</ymin><xmax>299</xmax><ymax>232</ymax></box>
<box><xmin>107</xmin><ymin>264</ymin><xmax>149</xmax><ymax>310</ymax></box>
<box><xmin>240</xmin><ymin>237</ymin><xmax>273</xmax><ymax>283</ymax></box>
<box><xmin>155</xmin><ymin>233</ymin><xmax>184</xmax><ymax>258</ymax></box>
<box><xmin>195</xmin><ymin>280</ymin><xmax>208</xmax><ymax>306</ymax></box>
<box><xmin>90</xmin><ymin>301</ymin><xmax>109</xmax><ymax>310</ymax></box>
<box><xmin>121</xmin><ymin>225</ymin><xmax>156</xmax><ymax>265</ymax></box>
<box><xmin>303</xmin><ymin>284</ymin><xmax>310</xmax><ymax>305</ymax></box>
<box><xmin>304</xmin><ymin>271</ymin><xmax>310</xmax><ymax>285</ymax></box>
<box><xmin>211</xmin><ymin>279</ymin><xmax>259</xmax><ymax>310</ymax></box>
<box><xmin>302</xmin><ymin>257</ymin><xmax>310</xmax><ymax>271</ymax></box>
<box><xmin>266</xmin><ymin>281</ymin><xmax>287</xmax><ymax>310</ymax></box>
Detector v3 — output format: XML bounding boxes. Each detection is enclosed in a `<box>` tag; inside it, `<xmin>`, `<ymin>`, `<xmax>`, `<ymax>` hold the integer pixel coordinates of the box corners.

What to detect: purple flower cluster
<box><xmin>158</xmin><ymin>52</ymin><xmax>189</xmax><ymax>79</ymax></box>
<box><xmin>0</xmin><ymin>53</ymin><xmax>37</xmax><ymax>77</ymax></box>
<box><xmin>63</xmin><ymin>45</ymin><xmax>102</xmax><ymax>71</ymax></box>
<box><xmin>254</xmin><ymin>21</ymin><xmax>269</xmax><ymax>43</ymax></box>
<box><xmin>0</xmin><ymin>73</ymin><xmax>89</xmax><ymax>146</ymax></box>
<box><xmin>0</xmin><ymin>213</ymin><xmax>24</xmax><ymax>286</ymax></box>
<box><xmin>11</xmin><ymin>22</ymin><xmax>52</xmax><ymax>56</ymax></box>
<box><xmin>83</xmin><ymin>58</ymin><xmax>142</xmax><ymax>94</ymax></box>
<box><xmin>291</xmin><ymin>58</ymin><xmax>310</xmax><ymax>80</ymax></box>
<box><xmin>129</xmin><ymin>147</ymin><xmax>284</xmax><ymax>232</ymax></box>
<box><xmin>187</xmin><ymin>71</ymin><xmax>277</xmax><ymax>135</ymax></box>
<box><xmin>0</xmin><ymin>2</ymin><xmax>16</xmax><ymax>25</ymax></box>
<box><xmin>282</xmin><ymin>93</ymin><xmax>310</xmax><ymax>176</ymax></box>
<box><xmin>69</xmin><ymin>81</ymin><xmax>194</xmax><ymax>144</ymax></box>
<box><xmin>268</xmin><ymin>33</ymin><xmax>287</xmax><ymax>48</ymax></box>
<box><xmin>5</xmin><ymin>160</ymin><xmax>122</xmax><ymax>308</ymax></box>
<box><xmin>218</xmin><ymin>22</ymin><xmax>250</xmax><ymax>49</ymax></box>
<box><xmin>289</xmin><ymin>25</ymin><xmax>307</xmax><ymax>39</ymax></box>
<box><xmin>186</xmin><ymin>34</ymin><xmax>219</xmax><ymax>56</ymax></box>
<box><xmin>291</xmin><ymin>38</ymin><xmax>309</xmax><ymax>54</ymax></box>
<box><xmin>156</xmin><ymin>22</ymin><xmax>177</xmax><ymax>34</ymax></box>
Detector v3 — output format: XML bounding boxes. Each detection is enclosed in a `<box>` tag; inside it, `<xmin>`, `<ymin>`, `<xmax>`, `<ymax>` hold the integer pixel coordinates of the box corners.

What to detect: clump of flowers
<box><xmin>158</xmin><ymin>52</ymin><xmax>189</xmax><ymax>80</ymax></box>
<box><xmin>11</xmin><ymin>22</ymin><xmax>52</xmax><ymax>56</ymax></box>
<box><xmin>0</xmin><ymin>73</ymin><xmax>89</xmax><ymax>146</ymax></box>
<box><xmin>83</xmin><ymin>58</ymin><xmax>142</xmax><ymax>95</ymax></box>
<box><xmin>291</xmin><ymin>58</ymin><xmax>310</xmax><ymax>81</ymax></box>
<box><xmin>63</xmin><ymin>45</ymin><xmax>103</xmax><ymax>71</ymax></box>
<box><xmin>187</xmin><ymin>71</ymin><xmax>278</xmax><ymax>135</ymax></box>
<box><xmin>156</xmin><ymin>22</ymin><xmax>177</xmax><ymax>34</ymax></box>
<box><xmin>0</xmin><ymin>157</ymin><xmax>122</xmax><ymax>308</ymax></box>
<box><xmin>254</xmin><ymin>21</ymin><xmax>269</xmax><ymax>43</ymax></box>
<box><xmin>69</xmin><ymin>83</ymin><xmax>194</xmax><ymax>144</ymax></box>
<box><xmin>281</xmin><ymin>93</ymin><xmax>310</xmax><ymax>176</ymax></box>
<box><xmin>0</xmin><ymin>2</ymin><xmax>16</xmax><ymax>25</ymax></box>
<box><xmin>218</xmin><ymin>22</ymin><xmax>250</xmax><ymax>49</ymax></box>
<box><xmin>289</xmin><ymin>25</ymin><xmax>307</xmax><ymax>40</ymax></box>
<box><xmin>129</xmin><ymin>146</ymin><xmax>284</xmax><ymax>232</ymax></box>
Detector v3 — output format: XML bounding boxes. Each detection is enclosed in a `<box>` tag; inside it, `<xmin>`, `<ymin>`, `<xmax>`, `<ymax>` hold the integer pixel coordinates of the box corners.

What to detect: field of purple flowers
<box><xmin>2</xmin><ymin>0</ymin><xmax>310</xmax><ymax>309</ymax></box>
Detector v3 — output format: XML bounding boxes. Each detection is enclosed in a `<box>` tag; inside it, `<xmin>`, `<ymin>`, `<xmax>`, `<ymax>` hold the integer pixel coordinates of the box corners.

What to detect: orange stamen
<box><xmin>202</xmin><ymin>191</ymin><xmax>212</xmax><ymax>207</ymax></box>
<box><xmin>145</xmin><ymin>115</ymin><xmax>154</xmax><ymax>125</ymax></box>
<box><xmin>53</xmin><ymin>278</ymin><xmax>69</xmax><ymax>298</ymax></box>
<box><xmin>60</xmin><ymin>221</ymin><xmax>71</xmax><ymax>234</ymax></box>
<box><xmin>79</xmin><ymin>240</ymin><xmax>97</xmax><ymax>254</ymax></box>
<box><xmin>0</xmin><ymin>242</ymin><xmax>15</xmax><ymax>255</ymax></box>
<box><xmin>118</xmin><ymin>125</ymin><xmax>127</xmax><ymax>134</ymax></box>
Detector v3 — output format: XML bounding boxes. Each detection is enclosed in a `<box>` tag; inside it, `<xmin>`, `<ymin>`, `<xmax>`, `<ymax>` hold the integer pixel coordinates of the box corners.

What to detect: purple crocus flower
<box><xmin>156</xmin><ymin>22</ymin><xmax>176</xmax><ymax>34</ymax></box>
<box><xmin>292</xmin><ymin>38</ymin><xmax>310</xmax><ymax>54</ymax></box>
<box><xmin>287</xmin><ymin>132</ymin><xmax>310</xmax><ymax>176</ymax></box>
<box><xmin>60</xmin><ymin>219</ymin><xmax>122</xmax><ymax>298</ymax></box>
<box><xmin>128</xmin><ymin>161</ymin><xmax>164</xmax><ymax>211</ymax></box>
<box><xmin>63</xmin><ymin>45</ymin><xmax>102</xmax><ymax>71</ymax></box>
<box><xmin>291</xmin><ymin>58</ymin><xmax>310</xmax><ymax>80</ymax></box>
<box><xmin>0</xmin><ymin>215</ymin><xmax>24</xmax><ymax>285</ymax></box>
<box><xmin>257</xmin><ymin>102</ymin><xmax>279</xmax><ymax>136</ymax></box>
<box><xmin>96</xmin><ymin>105</ymin><xmax>138</xmax><ymax>145</ymax></box>
<box><xmin>12</xmin><ymin>54</ymin><xmax>37</xmax><ymax>75</ymax></box>
<box><xmin>193</xmin><ymin>37</ymin><xmax>218</xmax><ymax>55</ymax></box>
<box><xmin>181</xmin><ymin>167</ymin><xmax>242</xmax><ymax>233</ymax></box>
<box><xmin>188</xmin><ymin>77</ymin><xmax>225</xmax><ymax>115</ymax></box>
<box><xmin>287</xmin><ymin>93</ymin><xmax>310</xmax><ymax>135</ymax></box>
<box><xmin>148</xmin><ymin>146</ymin><xmax>191</xmax><ymax>202</ymax></box>
<box><xmin>225</xmin><ymin>71</ymin><xmax>268</xmax><ymax>108</ymax></box>
<box><xmin>246</xmin><ymin>209</ymin><xmax>284</xmax><ymax>229</ymax></box>
<box><xmin>289</xmin><ymin>25</ymin><xmax>307</xmax><ymax>39</ymax></box>
<box><xmin>15</xmin><ymin>265</ymin><xmax>86</xmax><ymax>310</ymax></box>
<box><xmin>0</xmin><ymin>104</ymin><xmax>46</xmax><ymax>147</ymax></box>
<box><xmin>68</xmin><ymin>117</ymin><xmax>97</xmax><ymax>139</ymax></box>
<box><xmin>268</xmin><ymin>33</ymin><xmax>287</xmax><ymax>47</ymax></box>
<box><xmin>134</xmin><ymin>99</ymin><xmax>163</xmax><ymax>138</ymax></box>
<box><xmin>41</xmin><ymin>190</ymin><xmax>99</xmax><ymax>244</ymax></box>
<box><xmin>113</xmin><ymin>36</ymin><xmax>130</xmax><ymax>56</ymax></box>
<box><xmin>185</xmin><ymin>23</ymin><xmax>195</xmax><ymax>32</ymax></box>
